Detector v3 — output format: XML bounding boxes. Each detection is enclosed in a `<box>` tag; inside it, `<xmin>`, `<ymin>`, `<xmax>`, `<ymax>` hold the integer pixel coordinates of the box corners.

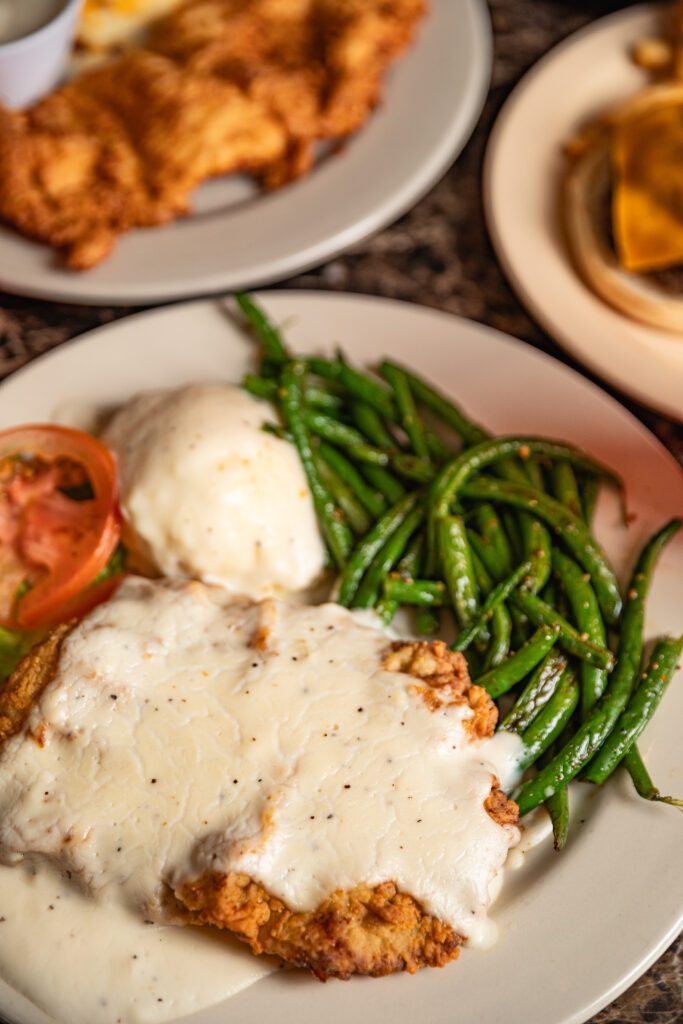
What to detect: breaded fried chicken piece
<box><xmin>0</xmin><ymin>90</ymin><xmax>152</xmax><ymax>270</ymax></box>
<box><xmin>1</xmin><ymin>628</ymin><xmax>515</xmax><ymax>981</ymax></box>
<box><xmin>176</xmin><ymin>875</ymin><xmax>463</xmax><ymax>979</ymax></box>
<box><xmin>148</xmin><ymin>0</ymin><xmax>428</xmax><ymax>186</ymax></box>
<box><xmin>0</xmin><ymin>52</ymin><xmax>286</xmax><ymax>268</ymax></box>
<box><xmin>84</xmin><ymin>52</ymin><xmax>288</xmax><ymax>206</ymax></box>
<box><xmin>172</xmin><ymin>638</ymin><xmax>517</xmax><ymax>980</ymax></box>
<box><xmin>148</xmin><ymin>0</ymin><xmax>325</xmax><ymax>183</ymax></box>
<box><xmin>0</xmin><ymin>623</ymin><xmax>75</xmax><ymax>745</ymax></box>
<box><xmin>0</xmin><ymin>0</ymin><xmax>426</xmax><ymax>265</ymax></box>
<box><xmin>315</xmin><ymin>0</ymin><xmax>428</xmax><ymax>137</ymax></box>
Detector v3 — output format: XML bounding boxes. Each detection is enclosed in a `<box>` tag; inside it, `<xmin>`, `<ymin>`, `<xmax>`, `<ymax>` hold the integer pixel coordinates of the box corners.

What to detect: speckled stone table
<box><xmin>0</xmin><ymin>1</ymin><xmax>680</xmax><ymax>1020</ymax></box>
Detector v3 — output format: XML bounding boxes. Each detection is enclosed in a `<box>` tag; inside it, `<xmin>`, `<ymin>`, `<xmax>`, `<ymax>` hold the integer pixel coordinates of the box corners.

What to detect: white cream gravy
<box><xmin>0</xmin><ymin>861</ymin><xmax>274</xmax><ymax>1024</ymax></box>
<box><xmin>0</xmin><ymin>578</ymin><xmax>523</xmax><ymax>1022</ymax></box>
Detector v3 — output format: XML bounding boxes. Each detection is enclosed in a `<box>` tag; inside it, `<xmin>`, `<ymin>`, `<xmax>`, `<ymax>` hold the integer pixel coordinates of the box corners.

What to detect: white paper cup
<box><xmin>0</xmin><ymin>0</ymin><xmax>84</xmax><ymax>108</ymax></box>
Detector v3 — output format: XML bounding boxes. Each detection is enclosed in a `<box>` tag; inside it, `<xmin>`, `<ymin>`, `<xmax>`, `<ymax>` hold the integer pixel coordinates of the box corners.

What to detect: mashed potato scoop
<box><xmin>103</xmin><ymin>383</ymin><xmax>326</xmax><ymax>600</ymax></box>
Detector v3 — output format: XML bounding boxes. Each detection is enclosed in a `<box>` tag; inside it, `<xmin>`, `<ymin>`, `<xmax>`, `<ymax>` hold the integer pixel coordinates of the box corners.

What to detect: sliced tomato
<box><xmin>0</xmin><ymin>425</ymin><xmax>121</xmax><ymax>629</ymax></box>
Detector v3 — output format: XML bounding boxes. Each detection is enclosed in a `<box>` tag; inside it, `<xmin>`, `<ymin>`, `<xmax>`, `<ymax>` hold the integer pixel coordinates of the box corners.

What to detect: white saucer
<box><xmin>484</xmin><ymin>4</ymin><xmax>683</xmax><ymax>422</ymax></box>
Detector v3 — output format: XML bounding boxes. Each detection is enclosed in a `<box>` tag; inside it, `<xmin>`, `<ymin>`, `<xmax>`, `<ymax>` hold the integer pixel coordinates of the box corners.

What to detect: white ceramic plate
<box><xmin>484</xmin><ymin>4</ymin><xmax>683</xmax><ymax>422</ymax></box>
<box><xmin>0</xmin><ymin>0</ymin><xmax>490</xmax><ymax>307</ymax></box>
<box><xmin>0</xmin><ymin>293</ymin><xmax>681</xmax><ymax>1024</ymax></box>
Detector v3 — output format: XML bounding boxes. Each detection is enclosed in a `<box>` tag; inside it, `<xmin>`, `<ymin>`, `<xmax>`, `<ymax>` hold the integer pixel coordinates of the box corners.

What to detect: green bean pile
<box><xmin>237</xmin><ymin>293</ymin><xmax>683</xmax><ymax>849</ymax></box>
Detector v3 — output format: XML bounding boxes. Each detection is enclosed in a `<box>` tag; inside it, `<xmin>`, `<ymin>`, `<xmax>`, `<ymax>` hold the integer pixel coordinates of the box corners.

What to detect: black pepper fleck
<box><xmin>327</xmin><ymin>814</ymin><xmax>333</xmax><ymax>819</ymax></box>
<box><xmin>110</xmin><ymin>694</ymin><xmax>118</xmax><ymax>700</ymax></box>
<box><xmin>151</xmin><ymin>779</ymin><xmax>157</xmax><ymax>784</ymax></box>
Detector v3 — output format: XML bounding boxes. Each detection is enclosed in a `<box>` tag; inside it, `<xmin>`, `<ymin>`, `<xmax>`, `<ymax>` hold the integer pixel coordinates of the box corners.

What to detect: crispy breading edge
<box><xmin>175</xmin><ymin>875</ymin><xmax>463</xmax><ymax>980</ymax></box>
<box><xmin>0</xmin><ymin>623</ymin><xmax>75</xmax><ymax>745</ymax></box>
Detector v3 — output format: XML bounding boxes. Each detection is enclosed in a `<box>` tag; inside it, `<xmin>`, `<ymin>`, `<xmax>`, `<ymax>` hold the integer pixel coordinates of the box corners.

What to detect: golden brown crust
<box><xmin>0</xmin><ymin>623</ymin><xmax>75</xmax><ymax>745</ymax></box>
<box><xmin>383</xmin><ymin>639</ymin><xmax>471</xmax><ymax>692</ymax></box>
<box><xmin>175</xmin><ymin>874</ymin><xmax>462</xmax><ymax>980</ymax></box>
<box><xmin>174</xmin><ymin>638</ymin><xmax>515</xmax><ymax>979</ymax></box>
<box><xmin>484</xmin><ymin>783</ymin><xmax>519</xmax><ymax>829</ymax></box>
<box><xmin>0</xmin><ymin>51</ymin><xmax>287</xmax><ymax>269</ymax></box>
<box><xmin>563</xmin><ymin>115</ymin><xmax>683</xmax><ymax>332</ymax></box>
<box><xmin>148</xmin><ymin>0</ymin><xmax>427</xmax><ymax>140</ymax></box>
<box><xmin>0</xmin><ymin>0</ymin><xmax>427</xmax><ymax>268</ymax></box>
<box><xmin>384</xmin><ymin>639</ymin><xmax>498</xmax><ymax>739</ymax></box>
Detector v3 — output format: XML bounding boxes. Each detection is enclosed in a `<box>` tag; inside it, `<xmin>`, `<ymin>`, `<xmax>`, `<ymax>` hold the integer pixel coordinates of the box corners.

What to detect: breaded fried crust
<box><xmin>149</xmin><ymin>0</ymin><xmax>427</xmax><ymax>186</ymax></box>
<box><xmin>174</xmin><ymin>639</ymin><xmax>517</xmax><ymax>980</ymax></box>
<box><xmin>0</xmin><ymin>626</ymin><xmax>518</xmax><ymax>980</ymax></box>
<box><xmin>0</xmin><ymin>0</ymin><xmax>427</xmax><ymax>265</ymax></box>
<box><xmin>384</xmin><ymin>639</ymin><xmax>499</xmax><ymax>738</ymax></box>
<box><xmin>0</xmin><ymin>52</ymin><xmax>286</xmax><ymax>269</ymax></box>
<box><xmin>177</xmin><ymin>875</ymin><xmax>463</xmax><ymax>979</ymax></box>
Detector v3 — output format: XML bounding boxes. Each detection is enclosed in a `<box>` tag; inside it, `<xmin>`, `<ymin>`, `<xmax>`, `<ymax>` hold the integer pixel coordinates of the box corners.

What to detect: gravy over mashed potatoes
<box><xmin>0</xmin><ymin>577</ymin><xmax>522</xmax><ymax>1022</ymax></box>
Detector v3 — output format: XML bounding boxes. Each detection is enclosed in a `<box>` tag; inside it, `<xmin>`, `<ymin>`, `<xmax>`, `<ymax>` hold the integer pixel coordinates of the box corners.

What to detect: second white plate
<box><xmin>0</xmin><ymin>0</ymin><xmax>490</xmax><ymax>306</ymax></box>
<box><xmin>484</xmin><ymin>4</ymin><xmax>683</xmax><ymax>422</ymax></box>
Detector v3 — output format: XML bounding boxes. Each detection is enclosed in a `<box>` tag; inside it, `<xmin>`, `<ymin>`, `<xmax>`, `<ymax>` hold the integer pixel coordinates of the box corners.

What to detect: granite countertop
<box><xmin>0</xmin><ymin>0</ymin><xmax>680</xmax><ymax>1020</ymax></box>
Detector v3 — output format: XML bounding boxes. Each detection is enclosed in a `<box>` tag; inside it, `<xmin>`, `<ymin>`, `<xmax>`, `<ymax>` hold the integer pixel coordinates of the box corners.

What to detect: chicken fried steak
<box><xmin>175</xmin><ymin>643</ymin><xmax>517</xmax><ymax>980</ymax></box>
<box><xmin>0</xmin><ymin>580</ymin><xmax>519</xmax><ymax>981</ymax></box>
<box><xmin>0</xmin><ymin>52</ymin><xmax>287</xmax><ymax>269</ymax></box>
<box><xmin>0</xmin><ymin>0</ymin><xmax>427</xmax><ymax>266</ymax></box>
